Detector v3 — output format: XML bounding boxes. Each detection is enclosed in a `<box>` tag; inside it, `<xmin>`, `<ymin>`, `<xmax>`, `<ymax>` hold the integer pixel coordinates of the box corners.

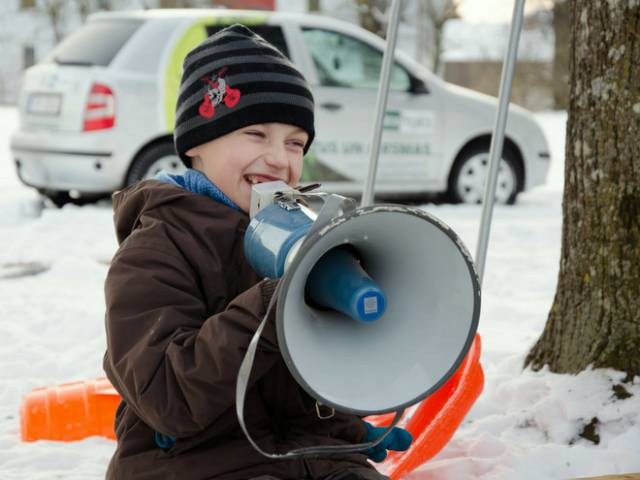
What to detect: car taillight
<box><xmin>83</xmin><ymin>83</ymin><xmax>115</xmax><ymax>131</ymax></box>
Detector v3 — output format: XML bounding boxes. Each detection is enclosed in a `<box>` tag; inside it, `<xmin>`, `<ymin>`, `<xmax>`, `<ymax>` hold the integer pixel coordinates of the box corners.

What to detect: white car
<box><xmin>10</xmin><ymin>9</ymin><xmax>550</xmax><ymax>206</ymax></box>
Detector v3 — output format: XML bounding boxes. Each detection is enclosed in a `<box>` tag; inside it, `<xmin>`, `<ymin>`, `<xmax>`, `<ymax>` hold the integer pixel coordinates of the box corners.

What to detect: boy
<box><xmin>104</xmin><ymin>24</ymin><xmax>407</xmax><ymax>480</ymax></box>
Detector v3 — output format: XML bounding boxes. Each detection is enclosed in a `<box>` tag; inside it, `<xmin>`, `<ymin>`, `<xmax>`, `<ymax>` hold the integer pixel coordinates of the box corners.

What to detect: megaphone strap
<box><xmin>235</xmin><ymin>280</ymin><xmax>405</xmax><ymax>459</ymax></box>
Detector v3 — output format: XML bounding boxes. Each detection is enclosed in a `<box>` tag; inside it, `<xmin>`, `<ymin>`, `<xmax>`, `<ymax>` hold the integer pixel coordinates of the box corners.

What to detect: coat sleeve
<box><xmin>103</xmin><ymin>244</ymin><xmax>280</xmax><ymax>438</ymax></box>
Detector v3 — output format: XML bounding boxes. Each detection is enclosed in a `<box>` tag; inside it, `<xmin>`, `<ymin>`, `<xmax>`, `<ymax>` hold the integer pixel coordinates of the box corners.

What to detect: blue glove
<box><xmin>363</xmin><ymin>421</ymin><xmax>413</xmax><ymax>462</ymax></box>
<box><xmin>154</xmin><ymin>432</ymin><xmax>176</xmax><ymax>450</ymax></box>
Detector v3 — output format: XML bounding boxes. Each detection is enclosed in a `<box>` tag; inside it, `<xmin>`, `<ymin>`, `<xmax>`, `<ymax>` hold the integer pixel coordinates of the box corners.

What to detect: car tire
<box><xmin>125</xmin><ymin>142</ymin><xmax>185</xmax><ymax>187</ymax></box>
<box><xmin>38</xmin><ymin>190</ymin><xmax>105</xmax><ymax>208</ymax></box>
<box><xmin>447</xmin><ymin>144</ymin><xmax>523</xmax><ymax>205</ymax></box>
<box><xmin>39</xmin><ymin>190</ymin><xmax>73</xmax><ymax>208</ymax></box>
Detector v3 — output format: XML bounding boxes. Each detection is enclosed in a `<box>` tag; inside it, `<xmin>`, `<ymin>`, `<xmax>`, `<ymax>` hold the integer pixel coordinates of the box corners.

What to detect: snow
<box><xmin>1</xmin><ymin>106</ymin><xmax>639</xmax><ymax>479</ymax></box>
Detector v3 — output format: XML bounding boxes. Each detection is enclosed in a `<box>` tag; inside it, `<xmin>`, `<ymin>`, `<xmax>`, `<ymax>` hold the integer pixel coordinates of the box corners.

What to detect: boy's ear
<box><xmin>185</xmin><ymin>147</ymin><xmax>198</xmax><ymax>157</ymax></box>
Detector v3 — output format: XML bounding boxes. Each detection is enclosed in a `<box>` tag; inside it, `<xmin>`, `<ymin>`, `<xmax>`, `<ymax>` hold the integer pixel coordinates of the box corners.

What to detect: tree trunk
<box><xmin>431</xmin><ymin>20</ymin><xmax>444</xmax><ymax>75</ymax></box>
<box><xmin>415</xmin><ymin>0</ymin><xmax>430</xmax><ymax>67</ymax></box>
<box><xmin>525</xmin><ymin>1</ymin><xmax>640</xmax><ymax>376</ymax></box>
<box><xmin>42</xmin><ymin>0</ymin><xmax>65</xmax><ymax>44</ymax></box>
<box><xmin>356</xmin><ymin>0</ymin><xmax>383</xmax><ymax>38</ymax></box>
<box><xmin>308</xmin><ymin>0</ymin><xmax>320</xmax><ymax>12</ymax></box>
<box><xmin>552</xmin><ymin>0</ymin><xmax>570</xmax><ymax>110</ymax></box>
<box><xmin>426</xmin><ymin>0</ymin><xmax>458</xmax><ymax>76</ymax></box>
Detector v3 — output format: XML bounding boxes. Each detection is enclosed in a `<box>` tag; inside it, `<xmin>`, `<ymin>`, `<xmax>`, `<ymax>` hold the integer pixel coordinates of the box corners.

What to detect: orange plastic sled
<box><xmin>20</xmin><ymin>377</ymin><xmax>119</xmax><ymax>442</ymax></box>
<box><xmin>366</xmin><ymin>334</ymin><xmax>484</xmax><ymax>479</ymax></box>
<box><xmin>20</xmin><ymin>336</ymin><xmax>483</xmax><ymax>479</ymax></box>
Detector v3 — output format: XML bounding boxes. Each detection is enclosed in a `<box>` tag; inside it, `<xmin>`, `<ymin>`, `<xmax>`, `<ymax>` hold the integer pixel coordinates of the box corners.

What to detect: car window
<box><xmin>205</xmin><ymin>25</ymin><xmax>291</xmax><ymax>59</ymax></box>
<box><xmin>44</xmin><ymin>19</ymin><xmax>143</xmax><ymax>67</ymax></box>
<box><xmin>301</xmin><ymin>28</ymin><xmax>410</xmax><ymax>91</ymax></box>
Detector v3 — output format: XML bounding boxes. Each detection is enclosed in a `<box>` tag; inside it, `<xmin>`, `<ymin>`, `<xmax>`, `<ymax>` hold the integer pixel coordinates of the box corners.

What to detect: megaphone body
<box><xmin>244</xmin><ymin>201</ymin><xmax>313</xmax><ymax>279</ymax></box>
<box><xmin>238</xmin><ymin>182</ymin><xmax>480</xmax><ymax>458</ymax></box>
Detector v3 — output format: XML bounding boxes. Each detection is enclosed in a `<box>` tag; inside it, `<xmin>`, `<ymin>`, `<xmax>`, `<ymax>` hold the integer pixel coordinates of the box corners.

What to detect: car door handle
<box><xmin>320</xmin><ymin>102</ymin><xmax>342</xmax><ymax>111</ymax></box>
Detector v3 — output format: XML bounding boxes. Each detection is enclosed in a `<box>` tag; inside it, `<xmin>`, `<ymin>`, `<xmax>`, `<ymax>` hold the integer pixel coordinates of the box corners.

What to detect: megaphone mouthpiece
<box><xmin>306</xmin><ymin>246</ymin><xmax>387</xmax><ymax>323</ymax></box>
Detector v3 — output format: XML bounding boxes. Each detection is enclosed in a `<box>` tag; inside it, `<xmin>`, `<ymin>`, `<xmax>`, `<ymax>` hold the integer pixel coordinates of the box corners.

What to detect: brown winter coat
<box><xmin>103</xmin><ymin>180</ymin><xmax>378</xmax><ymax>480</ymax></box>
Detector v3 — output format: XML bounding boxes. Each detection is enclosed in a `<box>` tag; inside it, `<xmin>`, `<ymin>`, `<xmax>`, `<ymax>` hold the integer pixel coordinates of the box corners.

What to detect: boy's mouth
<box><xmin>244</xmin><ymin>174</ymin><xmax>284</xmax><ymax>185</ymax></box>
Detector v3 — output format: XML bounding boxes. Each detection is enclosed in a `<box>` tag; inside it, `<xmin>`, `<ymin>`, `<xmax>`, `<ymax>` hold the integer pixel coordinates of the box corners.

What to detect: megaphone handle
<box><xmin>235</xmin><ymin>281</ymin><xmax>405</xmax><ymax>459</ymax></box>
<box><xmin>302</xmin><ymin>195</ymin><xmax>357</xmax><ymax>244</ymax></box>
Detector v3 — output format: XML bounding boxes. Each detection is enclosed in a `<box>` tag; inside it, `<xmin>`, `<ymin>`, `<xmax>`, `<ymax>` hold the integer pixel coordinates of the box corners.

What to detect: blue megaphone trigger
<box><xmin>305</xmin><ymin>246</ymin><xmax>387</xmax><ymax>323</ymax></box>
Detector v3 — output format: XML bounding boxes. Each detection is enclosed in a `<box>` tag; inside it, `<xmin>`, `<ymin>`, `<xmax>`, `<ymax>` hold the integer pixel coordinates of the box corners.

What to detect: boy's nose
<box><xmin>263</xmin><ymin>145</ymin><xmax>289</xmax><ymax>171</ymax></box>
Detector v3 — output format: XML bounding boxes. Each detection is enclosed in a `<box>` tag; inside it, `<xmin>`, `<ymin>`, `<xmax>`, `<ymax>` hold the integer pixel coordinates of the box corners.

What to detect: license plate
<box><xmin>27</xmin><ymin>93</ymin><xmax>62</xmax><ymax>116</ymax></box>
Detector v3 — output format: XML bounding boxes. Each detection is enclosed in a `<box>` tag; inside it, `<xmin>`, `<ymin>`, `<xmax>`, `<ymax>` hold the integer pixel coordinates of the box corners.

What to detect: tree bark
<box><xmin>552</xmin><ymin>0</ymin><xmax>570</xmax><ymax>109</ymax></box>
<box><xmin>431</xmin><ymin>21</ymin><xmax>443</xmax><ymax>75</ymax></box>
<box><xmin>41</xmin><ymin>0</ymin><xmax>65</xmax><ymax>44</ymax></box>
<box><xmin>356</xmin><ymin>0</ymin><xmax>383</xmax><ymax>37</ymax></box>
<box><xmin>525</xmin><ymin>1</ymin><xmax>640</xmax><ymax>376</ymax></box>
<box><xmin>426</xmin><ymin>0</ymin><xmax>459</xmax><ymax>76</ymax></box>
<box><xmin>308</xmin><ymin>0</ymin><xmax>320</xmax><ymax>12</ymax></box>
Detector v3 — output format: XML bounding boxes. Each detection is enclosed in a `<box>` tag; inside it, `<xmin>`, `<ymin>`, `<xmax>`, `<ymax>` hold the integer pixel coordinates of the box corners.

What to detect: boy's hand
<box><xmin>363</xmin><ymin>421</ymin><xmax>413</xmax><ymax>463</ymax></box>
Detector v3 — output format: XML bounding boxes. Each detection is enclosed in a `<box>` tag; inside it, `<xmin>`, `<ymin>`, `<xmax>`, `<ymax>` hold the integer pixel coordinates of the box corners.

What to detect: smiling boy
<box><xmin>103</xmin><ymin>25</ymin><xmax>397</xmax><ymax>480</ymax></box>
<box><xmin>186</xmin><ymin>122</ymin><xmax>308</xmax><ymax>213</ymax></box>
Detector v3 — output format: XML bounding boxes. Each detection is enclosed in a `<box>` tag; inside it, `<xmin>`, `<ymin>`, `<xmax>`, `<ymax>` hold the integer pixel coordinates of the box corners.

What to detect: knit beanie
<box><xmin>174</xmin><ymin>24</ymin><xmax>315</xmax><ymax>167</ymax></box>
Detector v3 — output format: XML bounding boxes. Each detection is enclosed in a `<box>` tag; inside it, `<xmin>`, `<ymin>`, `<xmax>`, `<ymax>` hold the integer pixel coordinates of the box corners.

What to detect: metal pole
<box><xmin>361</xmin><ymin>0</ymin><xmax>402</xmax><ymax>207</ymax></box>
<box><xmin>475</xmin><ymin>0</ymin><xmax>526</xmax><ymax>284</ymax></box>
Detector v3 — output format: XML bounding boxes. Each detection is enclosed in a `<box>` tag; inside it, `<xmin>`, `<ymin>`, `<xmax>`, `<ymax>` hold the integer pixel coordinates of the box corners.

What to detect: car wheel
<box><xmin>448</xmin><ymin>144</ymin><xmax>522</xmax><ymax>205</ymax></box>
<box><xmin>38</xmin><ymin>190</ymin><xmax>107</xmax><ymax>208</ymax></box>
<box><xmin>126</xmin><ymin>142</ymin><xmax>185</xmax><ymax>187</ymax></box>
<box><xmin>39</xmin><ymin>190</ymin><xmax>73</xmax><ymax>208</ymax></box>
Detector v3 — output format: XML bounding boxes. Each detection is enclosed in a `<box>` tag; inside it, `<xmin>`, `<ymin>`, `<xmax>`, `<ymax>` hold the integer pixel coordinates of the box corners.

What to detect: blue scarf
<box><xmin>155</xmin><ymin>169</ymin><xmax>241</xmax><ymax>212</ymax></box>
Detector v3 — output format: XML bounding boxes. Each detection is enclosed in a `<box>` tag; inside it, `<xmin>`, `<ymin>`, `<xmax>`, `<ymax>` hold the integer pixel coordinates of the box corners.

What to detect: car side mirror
<box><xmin>411</xmin><ymin>78</ymin><xmax>430</xmax><ymax>95</ymax></box>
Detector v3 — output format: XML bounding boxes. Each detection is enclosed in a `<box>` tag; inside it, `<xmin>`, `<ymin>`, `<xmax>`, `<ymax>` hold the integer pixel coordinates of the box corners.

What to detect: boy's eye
<box><xmin>246</xmin><ymin>130</ymin><xmax>265</xmax><ymax>138</ymax></box>
<box><xmin>288</xmin><ymin>140</ymin><xmax>306</xmax><ymax>149</ymax></box>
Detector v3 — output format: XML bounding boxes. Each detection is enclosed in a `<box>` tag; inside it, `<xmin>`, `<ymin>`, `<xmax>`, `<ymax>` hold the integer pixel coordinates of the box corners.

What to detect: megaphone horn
<box><xmin>275</xmin><ymin>202</ymin><xmax>481</xmax><ymax>415</ymax></box>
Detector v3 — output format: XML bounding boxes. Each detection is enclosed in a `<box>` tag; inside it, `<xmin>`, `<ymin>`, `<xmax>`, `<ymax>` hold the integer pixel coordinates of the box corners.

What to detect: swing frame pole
<box><xmin>475</xmin><ymin>0</ymin><xmax>526</xmax><ymax>284</ymax></box>
<box><xmin>359</xmin><ymin>0</ymin><xmax>527</xmax><ymax>287</ymax></box>
<box><xmin>361</xmin><ymin>0</ymin><xmax>403</xmax><ymax>207</ymax></box>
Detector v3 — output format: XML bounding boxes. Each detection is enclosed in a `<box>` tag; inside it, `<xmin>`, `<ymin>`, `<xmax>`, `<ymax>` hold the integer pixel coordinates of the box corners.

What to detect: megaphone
<box><xmin>238</xmin><ymin>182</ymin><xmax>481</xmax><ymax>457</ymax></box>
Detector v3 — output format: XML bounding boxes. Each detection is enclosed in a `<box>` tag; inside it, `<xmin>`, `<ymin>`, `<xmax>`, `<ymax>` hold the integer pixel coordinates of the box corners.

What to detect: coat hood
<box><xmin>111</xmin><ymin>179</ymin><xmax>247</xmax><ymax>245</ymax></box>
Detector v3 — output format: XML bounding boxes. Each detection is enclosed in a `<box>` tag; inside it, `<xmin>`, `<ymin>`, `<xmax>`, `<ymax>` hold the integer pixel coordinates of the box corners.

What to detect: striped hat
<box><xmin>174</xmin><ymin>24</ymin><xmax>315</xmax><ymax>167</ymax></box>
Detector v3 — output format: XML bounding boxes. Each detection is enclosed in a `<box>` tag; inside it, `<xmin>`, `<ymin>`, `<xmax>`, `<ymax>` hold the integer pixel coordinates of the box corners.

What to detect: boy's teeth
<box><xmin>246</xmin><ymin>175</ymin><xmax>283</xmax><ymax>185</ymax></box>
<box><xmin>247</xmin><ymin>175</ymin><xmax>268</xmax><ymax>184</ymax></box>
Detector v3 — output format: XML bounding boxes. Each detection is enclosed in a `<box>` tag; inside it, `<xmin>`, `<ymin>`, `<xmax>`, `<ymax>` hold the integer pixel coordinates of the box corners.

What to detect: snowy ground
<box><xmin>0</xmin><ymin>106</ymin><xmax>638</xmax><ymax>479</ymax></box>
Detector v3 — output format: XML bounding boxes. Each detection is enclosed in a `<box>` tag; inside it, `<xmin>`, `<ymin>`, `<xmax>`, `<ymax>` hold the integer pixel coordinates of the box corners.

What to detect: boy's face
<box><xmin>186</xmin><ymin>123</ymin><xmax>308</xmax><ymax>213</ymax></box>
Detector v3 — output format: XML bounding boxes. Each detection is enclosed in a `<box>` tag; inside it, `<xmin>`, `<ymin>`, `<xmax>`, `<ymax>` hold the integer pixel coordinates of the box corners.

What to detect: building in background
<box><xmin>0</xmin><ymin>0</ymin><xmax>52</xmax><ymax>104</ymax></box>
<box><xmin>0</xmin><ymin>0</ymin><xmax>145</xmax><ymax>104</ymax></box>
<box><xmin>442</xmin><ymin>10</ymin><xmax>554</xmax><ymax>111</ymax></box>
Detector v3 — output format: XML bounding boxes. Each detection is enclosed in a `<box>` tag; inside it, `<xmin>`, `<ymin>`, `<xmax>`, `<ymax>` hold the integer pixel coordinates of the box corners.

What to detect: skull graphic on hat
<box><xmin>198</xmin><ymin>67</ymin><xmax>241</xmax><ymax>119</ymax></box>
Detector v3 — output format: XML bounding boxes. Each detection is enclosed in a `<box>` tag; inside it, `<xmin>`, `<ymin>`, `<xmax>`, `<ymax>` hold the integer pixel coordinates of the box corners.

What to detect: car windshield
<box><xmin>44</xmin><ymin>19</ymin><xmax>143</xmax><ymax>67</ymax></box>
